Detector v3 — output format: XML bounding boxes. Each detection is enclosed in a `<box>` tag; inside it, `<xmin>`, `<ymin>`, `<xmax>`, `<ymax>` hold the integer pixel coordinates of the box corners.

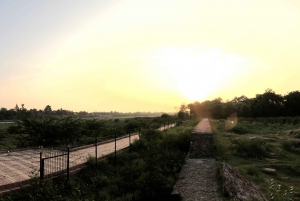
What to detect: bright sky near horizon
<box><xmin>1</xmin><ymin>0</ymin><xmax>300</xmax><ymax>112</ymax></box>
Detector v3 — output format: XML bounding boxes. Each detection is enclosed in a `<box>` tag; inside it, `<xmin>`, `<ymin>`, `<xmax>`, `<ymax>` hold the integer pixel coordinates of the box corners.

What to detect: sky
<box><xmin>1</xmin><ymin>0</ymin><xmax>300</xmax><ymax>112</ymax></box>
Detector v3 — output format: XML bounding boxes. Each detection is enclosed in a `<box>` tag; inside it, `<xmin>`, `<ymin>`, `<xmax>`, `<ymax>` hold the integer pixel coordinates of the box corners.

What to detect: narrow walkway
<box><xmin>172</xmin><ymin>119</ymin><xmax>221</xmax><ymax>201</ymax></box>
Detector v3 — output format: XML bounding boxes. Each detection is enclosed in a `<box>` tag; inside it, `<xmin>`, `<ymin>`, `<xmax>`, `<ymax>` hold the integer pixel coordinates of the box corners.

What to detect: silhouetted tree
<box><xmin>44</xmin><ymin>105</ymin><xmax>52</xmax><ymax>115</ymax></box>
<box><xmin>284</xmin><ymin>91</ymin><xmax>300</xmax><ymax>116</ymax></box>
<box><xmin>251</xmin><ymin>89</ymin><xmax>284</xmax><ymax>117</ymax></box>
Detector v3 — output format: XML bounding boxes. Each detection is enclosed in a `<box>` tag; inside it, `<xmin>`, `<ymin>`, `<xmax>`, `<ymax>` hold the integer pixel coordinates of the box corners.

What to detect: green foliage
<box><xmin>177</xmin><ymin>111</ymin><xmax>189</xmax><ymax>120</ymax></box>
<box><xmin>288</xmin><ymin>130</ymin><xmax>300</xmax><ymax>138</ymax></box>
<box><xmin>212</xmin><ymin>118</ymin><xmax>300</xmax><ymax>200</ymax></box>
<box><xmin>268</xmin><ymin>179</ymin><xmax>294</xmax><ymax>201</ymax></box>
<box><xmin>244</xmin><ymin>165</ymin><xmax>260</xmax><ymax>177</ymax></box>
<box><xmin>186</xmin><ymin>89</ymin><xmax>300</xmax><ymax>118</ymax></box>
<box><xmin>6</xmin><ymin>123</ymin><xmax>22</xmax><ymax>134</ymax></box>
<box><xmin>229</xmin><ymin>124</ymin><xmax>250</xmax><ymax>134</ymax></box>
<box><xmin>0</xmin><ymin>127</ymin><xmax>7</xmax><ymax>139</ymax></box>
<box><xmin>78</xmin><ymin>127</ymin><xmax>191</xmax><ymax>200</ymax></box>
<box><xmin>0</xmin><ymin>177</ymin><xmax>94</xmax><ymax>201</ymax></box>
<box><xmin>86</xmin><ymin>155</ymin><xmax>96</xmax><ymax>166</ymax></box>
<box><xmin>14</xmin><ymin>117</ymin><xmax>86</xmax><ymax>147</ymax></box>
<box><xmin>281</xmin><ymin>140</ymin><xmax>300</xmax><ymax>153</ymax></box>
<box><xmin>0</xmin><ymin>116</ymin><xmax>178</xmax><ymax>150</ymax></box>
<box><xmin>231</xmin><ymin>138</ymin><xmax>269</xmax><ymax>159</ymax></box>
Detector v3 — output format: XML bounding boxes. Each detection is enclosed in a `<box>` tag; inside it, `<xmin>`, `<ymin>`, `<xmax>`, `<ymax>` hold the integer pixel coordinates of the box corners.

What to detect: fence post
<box><xmin>138</xmin><ymin>127</ymin><xmax>141</xmax><ymax>138</ymax></box>
<box><xmin>67</xmin><ymin>147</ymin><xmax>70</xmax><ymax>179</ymax></box>
<box><xmin>114</xmin><ymin>128</ymin><xmax>117</xmax><ymax>161</ymax></box>
<box><xmin>40</xmin><ymin>152</ymin><xmax>44</xmax><ymax>180</ymax></box>
<box><xmin>95</xmin><ymin>132</ymin><xmax>98</xmax><ymax>168</ymax></box>
<box><xmin>129</xmin><ymin>129</ymin><xmax>131</xmax><ymax>148</ymax></box>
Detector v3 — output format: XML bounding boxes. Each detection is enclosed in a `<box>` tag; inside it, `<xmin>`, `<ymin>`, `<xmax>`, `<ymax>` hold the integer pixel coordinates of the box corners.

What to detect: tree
<box><xmin>251</xmin><ymin>89</ymin><xmax>284</xmax><ymax>117</ymax></box>
<box><xmin>178</xmin><ymin>111</ymin><xmax>188</xmax><ymax>120</ymax></box>
<box><xmin>221</xmin><ymin>102</ymin><xmax>237</xmax><ymax>118</ymax></box>
<box><xmin>238</xmin><ymin>103</ymin><xmax>251</xmax><ymax>117</ymax></box>
<box><xmin>44</xmin><ymin>105</ymin><xmax>52</xmax><ymax>114</ymax></box>
<box><xmin>209</xmin><ymin>98</ymin><xmax>223</xmax><ymax>119</ymax></box>
<box><xmin>179</xmin><ymin>104</ymin><xmax>188</xmax><ymax>113</ymax></box>
<box><xmin>284</xmin><ymin>91</ymin><xmax>300</xmax><ymax>116</ymax></box>
<box><xmin>14</xmin><ymin>104</ymin><xmax>19</xmax><ymax>112</ymax></box>
<box><xmin>161</xmin><ymin>113</ymin><xmax>171</xmax><ymax>119</ymax></box>
<box><xmin>15</xmin><ymin>104</ymin><xmax>20</xmax><ymax>118</ymax></box>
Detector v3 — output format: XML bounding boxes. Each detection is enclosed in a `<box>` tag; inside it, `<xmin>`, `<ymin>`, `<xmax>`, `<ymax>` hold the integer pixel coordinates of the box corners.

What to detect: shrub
<box><xmin>229</xmin><ymin>124</ymin><xmax>250</xmax><ymax>134</ymax></box>
<box><xmin>281</xmin><ymin>140</ymin><xmax>300</xmax><ymax>153</ymax></box>
<box><xmin>231</xmin><ymin>138</ymin><xmax>269</xmax><ymax>158</ymax></box>
<box><xmin>244</xmin><ymin>165</ymin><xmax>260</xmax><ymax>177</ymax></box>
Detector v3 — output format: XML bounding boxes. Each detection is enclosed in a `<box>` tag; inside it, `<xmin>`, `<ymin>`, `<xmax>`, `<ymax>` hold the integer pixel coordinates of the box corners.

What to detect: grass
<box><xmin>212</xmin><ymin>119</ymin><xmax>300</xmax><ymax>200</ymax></box>
<box><xmin>0</xmin><ymin>123</ymin><xmax>19</xmax><ymax>150</ymax></box>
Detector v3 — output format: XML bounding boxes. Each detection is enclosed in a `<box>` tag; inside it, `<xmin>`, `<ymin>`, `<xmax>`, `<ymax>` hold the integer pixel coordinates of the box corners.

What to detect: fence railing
<box><xmin>39</xmin><ymin>148</ymin><xmax>69</xmax><ymax>180</ymax></box>
<box><xmin>38</xmin><ymin>122</ymin><xmax>176</xmax><ymax>181</ymax></box>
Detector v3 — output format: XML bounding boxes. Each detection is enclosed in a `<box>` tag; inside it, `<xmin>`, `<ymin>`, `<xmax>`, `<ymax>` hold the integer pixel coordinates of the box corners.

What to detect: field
<box><xmin>212</xmin><ymin>118</ymin><xmax>300</xmax><ymax>200</ymax></box>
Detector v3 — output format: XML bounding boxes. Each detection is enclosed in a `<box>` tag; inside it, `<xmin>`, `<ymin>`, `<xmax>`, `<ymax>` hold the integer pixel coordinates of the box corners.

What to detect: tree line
<box><xmin>2</xmin><ymin>113</ymin><xmax>177</xmax><ymax>148</ymax></box>
<box><xmin>180</xmin><ymin>89</ymin><xmax>300</xmax><ymax>119</ymax></box>
<box><xmin>0</xmin><ymin>104</ymin><xmax>170</xmax><ymax>120</ymax></box>
<box><xmin>0</xmin><ymin>104</ymin><xmax>75</xmax><ymax>120</ymax></box>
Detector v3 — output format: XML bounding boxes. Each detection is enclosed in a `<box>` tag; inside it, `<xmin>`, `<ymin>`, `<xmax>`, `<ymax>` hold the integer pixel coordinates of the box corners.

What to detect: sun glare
<box><xmin>153</xmin><ymin>47</ymin><xmax>245</xmax><ymax>102</ymax></box>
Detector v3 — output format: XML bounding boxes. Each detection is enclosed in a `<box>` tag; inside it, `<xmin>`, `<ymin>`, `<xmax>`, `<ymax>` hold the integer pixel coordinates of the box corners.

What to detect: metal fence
<box><xmin>39</xmin><ymin>148</ymin><xmax>69</xmax><ymax>180</ymax></box>
<box><xmin>38</xmin><ymin>122</ymin><xmax>176</xmax><ymax>180</ymax></box>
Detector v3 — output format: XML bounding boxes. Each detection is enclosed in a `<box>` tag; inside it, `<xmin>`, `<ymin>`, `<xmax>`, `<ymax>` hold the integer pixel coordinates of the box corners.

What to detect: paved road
<box><xmin>0</xmin><ymin>124</ymin><xmax>175</xmax><ymax>192</ymax></box>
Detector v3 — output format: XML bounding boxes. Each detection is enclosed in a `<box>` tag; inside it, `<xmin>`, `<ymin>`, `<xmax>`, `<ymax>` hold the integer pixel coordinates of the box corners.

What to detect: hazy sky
<box><xmin>1</xmin><ymin>0</ymin><xmax>300</xmax><ymax>112</ymax></box>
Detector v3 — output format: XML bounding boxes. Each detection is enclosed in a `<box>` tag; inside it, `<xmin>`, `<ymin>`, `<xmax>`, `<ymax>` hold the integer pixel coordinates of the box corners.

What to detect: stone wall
<box><xmin>190</xmin><ymin>118</ymin><xmax>214</xmax><ymax>158</ymax></box>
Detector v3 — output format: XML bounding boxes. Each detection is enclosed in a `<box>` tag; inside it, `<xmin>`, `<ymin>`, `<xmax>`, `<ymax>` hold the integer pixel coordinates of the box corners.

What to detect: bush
<box><xmin>281</xmin><ymin>140</ymin><xmax>300</xmax><ymax>153</ymax></box>
<box><xmin>6</xmin><ymin>124</ymin><xmax>23</xmax><ymax>134</ymax></box>
<box><xmin>77</xmin><ymin>127</ymin><xmax>192</xmax><ymax>200</ymax></box>
<box><xmin>244</xmin><ymin>165</ymin><xmax>260</xmax><ymax>177</ymax></box>
<box><xmin>229</xmin><ymin>124</ymin><xmax>250</xmax><ymax>134</ymax></box>
<box><xmin>231</xmin><ymin>138</ymin><xmax>269</xmax><ymax>158</ymax></box>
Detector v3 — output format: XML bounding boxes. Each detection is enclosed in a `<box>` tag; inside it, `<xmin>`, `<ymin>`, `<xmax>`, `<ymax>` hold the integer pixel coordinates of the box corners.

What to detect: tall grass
<box><xmin>231</xmin><ymin>138</ymin><xmax>269</xmax><ymax>159</ymax></box>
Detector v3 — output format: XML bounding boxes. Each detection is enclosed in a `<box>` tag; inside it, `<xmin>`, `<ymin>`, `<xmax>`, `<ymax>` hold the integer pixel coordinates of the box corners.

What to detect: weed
<box><xmin>268</xmin><ymin>179</ymin><xmax>294</xmax><ymax>201</ymax></box>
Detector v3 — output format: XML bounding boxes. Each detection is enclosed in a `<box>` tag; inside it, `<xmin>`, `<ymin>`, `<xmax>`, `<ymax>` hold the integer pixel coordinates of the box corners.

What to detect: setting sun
<box><xmin>150</xmin><ymin>47</ymin><xmax>247</xmax><ymax>102</ymax></box>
